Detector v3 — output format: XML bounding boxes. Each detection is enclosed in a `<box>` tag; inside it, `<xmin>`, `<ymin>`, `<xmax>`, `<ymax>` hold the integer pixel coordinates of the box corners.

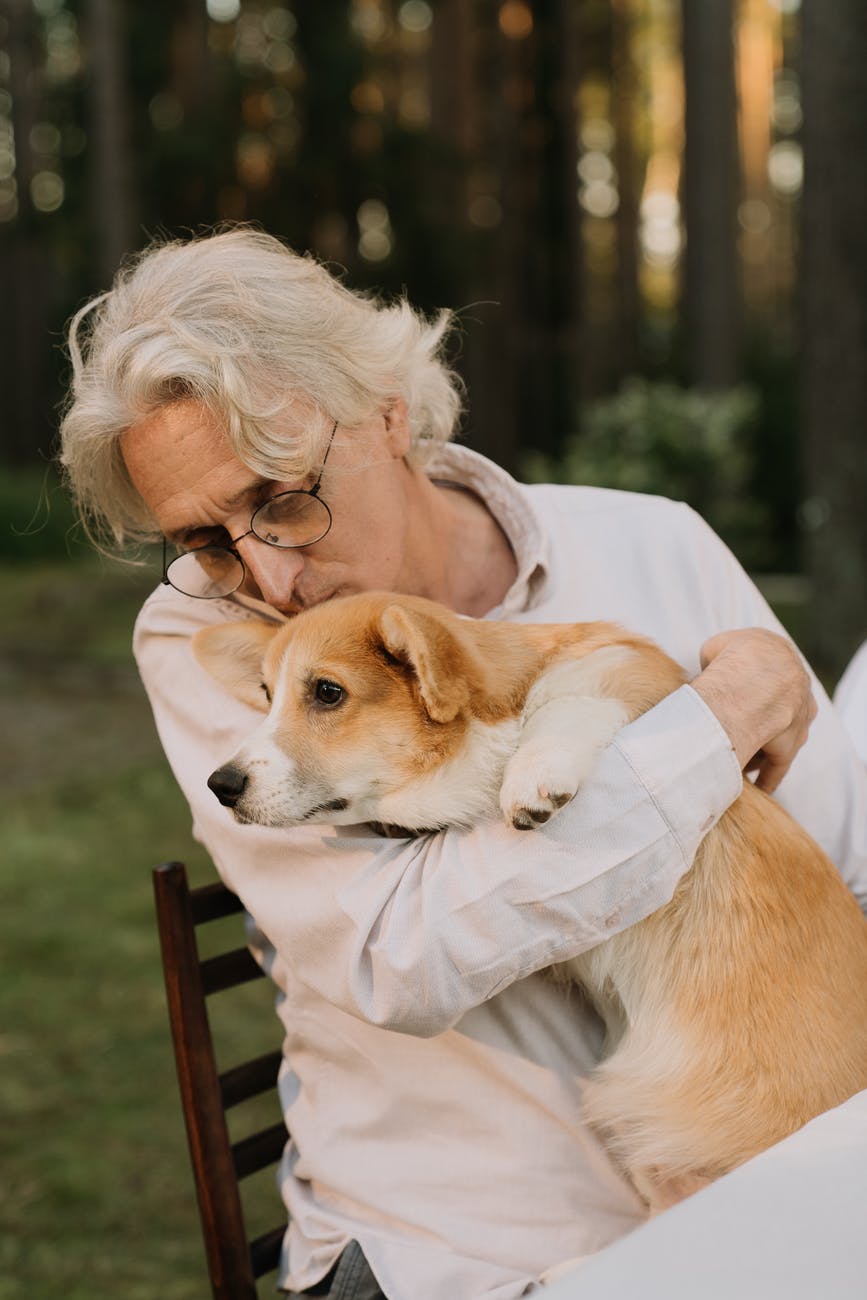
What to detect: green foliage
<box><xmin>523</xmin><ymin>379</ymin><xmax>777</xmax><ymax>572</ymax></box>
<box><xmin>0</xmin><ymin>466</ymin><xmax>85</xmax><ymax>562</ymax></box>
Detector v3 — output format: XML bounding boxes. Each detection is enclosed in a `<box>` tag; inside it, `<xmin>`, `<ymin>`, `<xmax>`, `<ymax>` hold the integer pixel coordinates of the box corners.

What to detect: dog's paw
<box><xmin>504</xmin><ymin>788</ymin><xmax>573</xmax><ymax>830</ymax></box>
<box><xmin>499</xmin><ymin>743</ymin><xmax>588</xmax><ymax>830</ymax></box>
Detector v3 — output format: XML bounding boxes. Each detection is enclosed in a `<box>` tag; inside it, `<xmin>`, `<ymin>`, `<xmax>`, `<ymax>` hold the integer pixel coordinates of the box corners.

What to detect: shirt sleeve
<box><xmin>133</xmin><ymin>585</ymin><xmax>743</xmax><ymax>1037</ymax></box>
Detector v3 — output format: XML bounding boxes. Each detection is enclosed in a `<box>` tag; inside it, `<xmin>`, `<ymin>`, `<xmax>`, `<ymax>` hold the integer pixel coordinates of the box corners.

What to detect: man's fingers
<box><xmin>746</xmin><ymin>748</ymin><xmax>791</xmax><ymax>793</ymax></box>
<box><xmin>698</xmin><ymin>632</ymin><xmax>729</xmax><ymax>671</ymax></box>
<box><xmin>748</xmin><ymin>713</ymin><xmax>813</xmax><ymax>792</ymax></box>
<box><xmin>753</xmin><ymin>755</ymin><xmax>789</xmax><ymax>793</ymax></box>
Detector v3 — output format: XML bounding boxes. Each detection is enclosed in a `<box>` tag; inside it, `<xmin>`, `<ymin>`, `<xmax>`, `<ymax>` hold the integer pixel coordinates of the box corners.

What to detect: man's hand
<box><xmin>691</xmin><ymin>628</ymin><xmax>818</xmax><ymax>793</ymax></box>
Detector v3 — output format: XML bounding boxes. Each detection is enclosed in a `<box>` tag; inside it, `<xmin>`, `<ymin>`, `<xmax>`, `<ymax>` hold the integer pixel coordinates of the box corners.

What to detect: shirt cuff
<box><xmin>612</xmin><ymin>682</ymin><xmax>743</xmax><ymax>862</ymax></box>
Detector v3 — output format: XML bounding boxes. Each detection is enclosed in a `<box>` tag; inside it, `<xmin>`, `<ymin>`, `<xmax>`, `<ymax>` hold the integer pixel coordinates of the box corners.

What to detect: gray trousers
<box><xmin>285</xmin><ymin>1240</ymin><xmax>387</xmax><ymax>1300</ymax></box>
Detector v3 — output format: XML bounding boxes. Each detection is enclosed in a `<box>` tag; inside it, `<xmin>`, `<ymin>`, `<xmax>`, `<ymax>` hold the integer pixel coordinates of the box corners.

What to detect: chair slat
<box><xmin>220</xmin><ymin>1050</ymin><xmax>283</xmax><ymax>1110</ymax></box>
<box><xmin>191</xmin><ymin>881</ymin><xmax>247</xmax><ymax>925</ymax></box>
<box><xmin>201</xmin><ymin>946</ymin><xmax>265</xmax><ymax>996</ymax></box>
<box><xmin>233</xmin><ymin>1121</ymin><xmax>289</xmax><ymax>1180</ymax></box>
<box><xmin>249</xmin><ymin>1225</ymin><xmax>286</xmax><ymax>1280</ymax></box>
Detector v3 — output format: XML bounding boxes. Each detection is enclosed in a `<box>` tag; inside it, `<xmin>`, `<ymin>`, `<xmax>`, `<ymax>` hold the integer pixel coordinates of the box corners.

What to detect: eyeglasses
<box><xmin>161</xmin><ymin>419</ymin><xmax>337</xmax><ymax>599</ymax></box>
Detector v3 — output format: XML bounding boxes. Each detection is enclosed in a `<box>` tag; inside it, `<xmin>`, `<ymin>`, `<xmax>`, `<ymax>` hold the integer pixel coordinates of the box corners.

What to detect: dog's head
<box><xmin>192</xmin><ymin>592</ymin><xmax>526</xmax><ymax>829</ymax></box>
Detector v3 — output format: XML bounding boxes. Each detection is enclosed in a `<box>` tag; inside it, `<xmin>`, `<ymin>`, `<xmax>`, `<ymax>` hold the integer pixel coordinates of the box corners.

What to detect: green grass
<box><xmin>0</xmin><ymin>556</ymin><xmax>285</xmax><ymax>1299</ymax></box>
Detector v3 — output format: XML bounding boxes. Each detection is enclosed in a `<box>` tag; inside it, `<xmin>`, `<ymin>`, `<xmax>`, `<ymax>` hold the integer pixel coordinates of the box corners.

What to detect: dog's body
<box><xmin>194</xmin><ymin>591</ymin><xmax>867</xmax><ymax>1211</ymax></box>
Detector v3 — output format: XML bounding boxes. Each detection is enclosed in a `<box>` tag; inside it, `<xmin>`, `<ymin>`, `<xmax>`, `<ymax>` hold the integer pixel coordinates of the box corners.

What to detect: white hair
<box><xmin>59</xmin><ymin>228</ymin><xmax>464</xmax><ymax>550</ymax></box>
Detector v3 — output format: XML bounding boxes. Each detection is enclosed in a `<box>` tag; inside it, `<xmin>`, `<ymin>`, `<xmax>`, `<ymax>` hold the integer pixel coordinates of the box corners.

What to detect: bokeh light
<box><xmin>499</xmin><ymin>2</ymin><xmax>533</xmax><ymax>40</ymax></box>
<box><xmin>207</xmin><ymin>0</ymin><xmax>241</xmax><ymax>23</ymax></box>
<box><xmin>0</xmin><ymin>178</ymin><xmax>17</xmax><ymax>222</ymax></box>
<box><xmin>351</xmin><ymin>0</ymin><xmax>388</xmax><ymax>43</ymax></box>
<box><xmin>768</xmin><ymin>140</ymin><xmax>803</xmax><ymax>195</ymax></box>
<box><xmin>357</xmin><ymin>198</ymin><xmax>394</xmax><ymax>262</ymax></box>
<box><xmin>30</xmin><ymin>170</ymin><xmax>64</xmax><ymax>213</ymax></box>
<box><xmin>398</xmin><ymin>1</ymin><xmax>433</xmax><ymax>34</ymax></box>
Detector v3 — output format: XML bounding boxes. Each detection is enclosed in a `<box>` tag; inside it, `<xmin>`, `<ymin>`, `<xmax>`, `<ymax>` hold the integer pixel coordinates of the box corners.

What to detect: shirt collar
<box><xmin>424</xmin><ymin>442</ymin><xmax>551</xmax><ymax>618</ymax></box>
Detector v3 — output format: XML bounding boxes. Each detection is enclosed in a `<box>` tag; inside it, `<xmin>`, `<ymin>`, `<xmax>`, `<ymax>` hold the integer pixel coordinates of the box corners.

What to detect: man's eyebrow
<box><xmin>167</xmin><ymin>476</ymin><xmax>274</xmax><ymax>544</ymax></box>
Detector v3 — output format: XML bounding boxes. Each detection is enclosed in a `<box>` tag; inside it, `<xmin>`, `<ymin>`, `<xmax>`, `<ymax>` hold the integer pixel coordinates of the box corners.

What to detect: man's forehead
<box><xmin>121</xmin><ymin>398</ymin><xmax>311</xmax><ymax>536</ymax></box>
<box><xmin>161</xmin><ymin>475</ymin><xmax>276</xmax><ymax>543</ymax></box>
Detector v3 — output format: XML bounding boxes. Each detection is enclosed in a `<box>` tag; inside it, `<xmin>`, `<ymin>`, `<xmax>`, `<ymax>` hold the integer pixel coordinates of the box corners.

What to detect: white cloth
<box><xmin>545</xmin><ymin>1086</ymin><xmax>867</xmax><ymax>1300</ymax></box>
<box><xmin>835</xmin><ymin>640</ymin><xmax>867</xmax><ymax>763</ymax></box>
<box><xmin>134</xmin><ymin>444</ymin><xmax>867</xmax><ymax>1299</ymax></box>
<box><xmin>544</xmin><ymin>1089</ymin><xmax>867</xmax><ymax>1300</ymax></box>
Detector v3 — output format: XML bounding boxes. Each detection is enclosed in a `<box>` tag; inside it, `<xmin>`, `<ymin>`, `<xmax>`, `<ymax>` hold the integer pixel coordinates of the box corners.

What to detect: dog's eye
<box><xmin>260</xmin><ymin>682</ymin><xmax>272</xmax><ymax>703</ymax></box>
<box><xmin>314</xmin><ymin>679</ymin><xmax>345</xmax><ymax>707</ymax></box>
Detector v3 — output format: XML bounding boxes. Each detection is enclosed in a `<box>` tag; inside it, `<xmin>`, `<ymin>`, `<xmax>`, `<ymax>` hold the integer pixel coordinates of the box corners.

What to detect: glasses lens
<box><xmin>252</xmin><ymin>490</ymin><xmax>333</xmax><ymax>548</ymax></box>
<box><xmin>166</xmin><ymin>547</ymin><xmax>245</xmax><ymax>599</ymax></box>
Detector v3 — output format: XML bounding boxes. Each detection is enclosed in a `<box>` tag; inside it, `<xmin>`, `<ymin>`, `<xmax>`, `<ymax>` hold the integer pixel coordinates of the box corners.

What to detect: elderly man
<box><xmin>60</xmin><ymin>230</ymin><xmax>867</xmax><ymax>1300</ymax></box>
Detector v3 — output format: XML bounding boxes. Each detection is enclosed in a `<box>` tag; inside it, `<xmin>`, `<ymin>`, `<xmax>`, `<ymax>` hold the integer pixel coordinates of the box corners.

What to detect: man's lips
<box><xmin>282</xmin><ymin>588</ymin><xmax>341</xmax><ymax>615</ymax></box>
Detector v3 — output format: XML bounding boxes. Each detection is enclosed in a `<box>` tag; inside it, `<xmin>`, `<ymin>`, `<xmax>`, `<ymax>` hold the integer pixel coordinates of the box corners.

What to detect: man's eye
<box><xmin>314</xmin><ymin>679</ymin><xmax>345</xmax><ymax>707</ymax></box>
<box><xmin>183</xmin><ymin>529</ymin><xmax>228</xmax><ymax>551</ymax></box>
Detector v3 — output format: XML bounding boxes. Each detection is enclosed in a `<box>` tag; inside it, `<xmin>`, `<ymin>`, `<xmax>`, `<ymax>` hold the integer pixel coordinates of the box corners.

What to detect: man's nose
<box><xmin>236</xmin><ymin>536</ymin><xmax>305</xmax><ymax>610</ymax></box>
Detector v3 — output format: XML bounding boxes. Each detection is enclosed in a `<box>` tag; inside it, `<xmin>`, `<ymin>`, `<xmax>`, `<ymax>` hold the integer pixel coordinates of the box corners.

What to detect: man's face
<box><xmin>120</xmin><ymin>398</ymin><xmax>419</xmax><ymax>615</ymax></box>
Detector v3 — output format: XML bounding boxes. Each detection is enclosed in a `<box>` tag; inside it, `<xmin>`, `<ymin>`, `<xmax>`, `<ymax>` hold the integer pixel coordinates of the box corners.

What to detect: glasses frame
<box><xmin>161</xmin><ymin>419</ymin><xmax>338</xmax><ymax>599</ymax></box>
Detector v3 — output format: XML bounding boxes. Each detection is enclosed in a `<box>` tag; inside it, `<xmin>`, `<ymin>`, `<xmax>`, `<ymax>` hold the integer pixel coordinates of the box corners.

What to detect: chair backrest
<box><xmin>153</xmin><ymin>860</ymin><xmax>288</xmax><ymax>1300</ymax></box>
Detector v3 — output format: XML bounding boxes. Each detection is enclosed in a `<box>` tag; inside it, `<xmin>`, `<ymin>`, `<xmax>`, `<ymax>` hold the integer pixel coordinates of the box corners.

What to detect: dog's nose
<box><xmin>207</xmin><ymin>765</ymin><xmax>248</xmax><ymax>807</ymax></box>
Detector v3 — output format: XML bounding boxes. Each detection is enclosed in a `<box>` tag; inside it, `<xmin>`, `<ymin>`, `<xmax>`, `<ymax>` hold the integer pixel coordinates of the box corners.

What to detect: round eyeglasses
<box><xmin>161</xmin><ymin>419</ymin><xmax>337</xmax><ymax>599</ymax></box>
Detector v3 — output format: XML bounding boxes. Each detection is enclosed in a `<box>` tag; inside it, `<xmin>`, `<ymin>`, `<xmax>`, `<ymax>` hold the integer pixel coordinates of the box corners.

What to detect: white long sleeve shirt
<box><xmin>134</xmin><ymin>444</ymin><xmax>867</xmax><ymax>1299</ymax></box>
<box><xmin>835</xmin><ymin>640</ymin><xmax>867</xmax><ymax>763</ymax></box>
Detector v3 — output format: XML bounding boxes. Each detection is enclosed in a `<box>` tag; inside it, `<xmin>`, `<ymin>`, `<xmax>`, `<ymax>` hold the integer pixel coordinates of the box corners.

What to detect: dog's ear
<box><xmin>378</xmin><ymin>603</ymin><xmax>479</xmax><ymax>723</ymax></box>
<box><xmin>192</xmin><ymin>620</ymin><xmax>281</xmax><ymax>712</ymax></box>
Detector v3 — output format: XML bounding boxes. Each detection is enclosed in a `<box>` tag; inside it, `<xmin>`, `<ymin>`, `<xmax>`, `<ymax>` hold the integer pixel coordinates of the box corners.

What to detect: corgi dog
<box><xmin>193</xmin><ymin>591</ymin><xmax>867</xmax><ymax>1211</ymax></box>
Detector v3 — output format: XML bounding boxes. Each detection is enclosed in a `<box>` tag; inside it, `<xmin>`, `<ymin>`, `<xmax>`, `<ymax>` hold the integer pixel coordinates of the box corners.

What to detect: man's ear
<box><xmin>378</xmin><ymin>603</ymin><xmax>475</xmax><ymax>723</ymax></box>
<box><xmin>382</xmin><ymin>395</ymin><xmax>411</xmax><ymax>458</ymax></box>
<box><xmin>191</xmin><ymin>620</ymin><xmax>281</xmax><ymax>711</ymax></box>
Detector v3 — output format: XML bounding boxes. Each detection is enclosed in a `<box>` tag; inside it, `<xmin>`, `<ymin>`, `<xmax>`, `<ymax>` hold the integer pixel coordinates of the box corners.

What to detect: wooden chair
<box><xmin>153</xmin><ymin>860</ymin><xmax>289</xmax><ymax>1300</ymax></box>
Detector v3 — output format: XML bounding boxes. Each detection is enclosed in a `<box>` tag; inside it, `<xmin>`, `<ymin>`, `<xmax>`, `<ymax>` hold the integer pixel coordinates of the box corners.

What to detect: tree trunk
<box><xmin>430</xmin><ymin>0</ymin><xmax>521</xmax><ymax>471</ymax></box>
<box><xmin>681</xmin><ymin>0</ymin><xmax>740</xmax><ymax>387</ymax></box>
<box><xmin>0</xmin><ymin>0</ymin><xmax>48</xmax><ymax>462</ymax></box>
<box><xmin>84</xmin><ymin>0</ymin><xmax>138</xmax><ymax>285</ymax></box>
<box><xmin>547</xmin><ymin>0</ymin><xmax>583</xmax><ymax>442</ymax></box>
<box><xmin>612</xmin><ymin>0</ymin><xmax>639</xmax><ymax>377</ymax></box>
<box><xmin>800</xmin><ymin>0</ymin><xmax>867</xmax><ymax>678</ymax></box>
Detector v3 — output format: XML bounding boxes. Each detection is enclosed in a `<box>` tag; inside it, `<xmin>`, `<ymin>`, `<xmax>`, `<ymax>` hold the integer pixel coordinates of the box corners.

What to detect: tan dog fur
<box><xmin>194</xmin><ymin>591</ymin><xmax>867</xmax><ymax>1211</ymax></box>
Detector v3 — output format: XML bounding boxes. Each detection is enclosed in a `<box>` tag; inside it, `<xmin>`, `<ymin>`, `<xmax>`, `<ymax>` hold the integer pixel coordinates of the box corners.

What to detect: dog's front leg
<box><xmin>499</xmin><ymin>653</ymin><xmax>631</xmax><ymax>830</ymax></box>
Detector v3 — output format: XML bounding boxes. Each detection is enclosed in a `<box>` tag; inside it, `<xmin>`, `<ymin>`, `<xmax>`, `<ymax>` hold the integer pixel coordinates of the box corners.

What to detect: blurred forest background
<box><xmin>1</xmin><ymin>2</ymin><xmax>866</xmax><ymax>1297</ymax></box>
<box><xmin>0</xmin><ymin>0</ymin><xmax>866</xmax><ymax>670</ymax></box>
